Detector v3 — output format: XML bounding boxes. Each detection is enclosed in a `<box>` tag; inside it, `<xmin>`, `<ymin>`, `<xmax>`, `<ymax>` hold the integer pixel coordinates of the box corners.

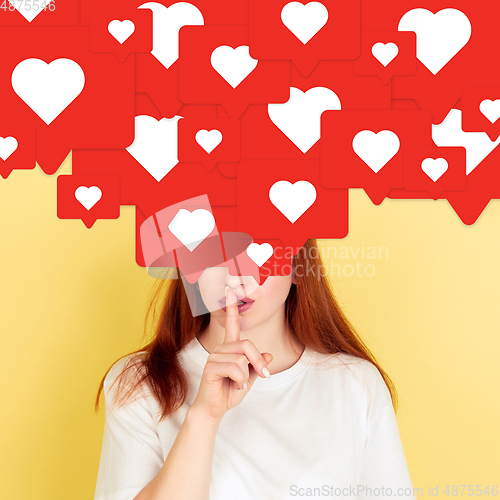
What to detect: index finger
<box><xmin>223</xmin><ymin>286</ymin><xmax>240</xmax><ymax>344</ymax></box>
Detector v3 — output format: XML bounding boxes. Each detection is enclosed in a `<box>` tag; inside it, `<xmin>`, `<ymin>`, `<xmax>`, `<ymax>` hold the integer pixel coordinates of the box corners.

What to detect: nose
<box><xmin>224</xmin><ymin>273</ymin><xmax>247</xmax><ymax>297</ymax></box>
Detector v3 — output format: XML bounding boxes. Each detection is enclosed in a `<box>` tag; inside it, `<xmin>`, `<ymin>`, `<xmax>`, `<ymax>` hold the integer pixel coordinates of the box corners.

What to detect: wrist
<box><xmin>186</xmin><ymin>403</ymin><xmax>223</xmax><ymax>432</ymax></box>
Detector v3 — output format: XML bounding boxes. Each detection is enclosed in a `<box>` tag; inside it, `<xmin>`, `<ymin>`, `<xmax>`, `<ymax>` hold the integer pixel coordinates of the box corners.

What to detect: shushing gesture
<box><xmin>191</xmin><ymin>287</ymin><xmax>274</xmax><ymax>424</ymax></box>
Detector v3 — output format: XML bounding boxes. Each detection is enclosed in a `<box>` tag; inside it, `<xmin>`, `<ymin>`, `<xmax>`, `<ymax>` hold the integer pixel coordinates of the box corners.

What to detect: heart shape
<box><xmin>398</xmin><ymin>8</ymin><xmax>471</xmax><ymax>75</ymax></box>
<box><xmin>75</xmin><ymin>186</ymin><xmax>102</xmax><ymax>211</ymax></box>
<box><xmin>195</xmin><ymin>129</ymin><xmax>223</xmax><ymax>154</ymax></box>
<box><xmin>0</xmin><ymin>136</ymin><xmax>19</xmax><ymax>161</ymax></box>
<box><xmin>168</xmin><ymin>208</ymin><xmax>215</xmax><ymax>252</ymax></box>
<box><xmin>138</xmin><ymin>2</ymin><xmax>203</xmax><ymax>70</ymax></box>
<box><xmin>479</xmin><ymin>99</ymin><xmax>500</xmax><ymax>124</ymax></box>
<box><xmin>281</xmin><ymin>1</ymin><xmax>328</xmax><ymax>45</ymax></box>
<box><xmin>371</xmin><ymin>42</ymin><xmax>399</xmax><ymax>67</ymax></box>
<box><xmin>210</xmin><ymin>45</ymin><xmax>258</xmax><ymax>89</ymax></box>
<box><xmin>108</xmin><ymin>20</ymin><xmax>135</xmax><ymax>44</ymax></box>
<box><xmin>268</xmin><ymin>87</ymin><xmax>341</xmax><ymax>154</ymax></box>
<box><xmin>246</xmin><ymin>243</ymin><xmax>274</xmax><ymax>267</ymax></box>
<box><xmin>421</xmin><ymin>158</ymin><xmax>448</xmax><ymax>182</ymax></box>
<box><xmin>269</xmin><ymin>180</ymin><xmax>317</xmax><ymax>224</ymax></box>
<box><xmin>11</xmin><ymin>58</ymin><xmax>85</xmax><ymax>126</ymax></box>
<box><xmin>352</xmin><ymin>130</ymin><xmax>400</xmax><ymax>173</ymax></box>
<box><xmin>432</xmin><ymin>108</ymin><xmax>500</xmax><ymax>175</ymax></box>
<box><xmin>126</xmin><ymin>115</ymin><xmax>182</xmax><ymax>182</ymax></box>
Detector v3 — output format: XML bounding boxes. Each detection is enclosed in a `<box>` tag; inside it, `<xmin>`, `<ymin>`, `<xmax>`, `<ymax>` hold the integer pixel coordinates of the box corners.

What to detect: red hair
<box><xmin>95</xmin><ymin>239</ymin><xmax>398</xmax><ymax>420</ymax></box>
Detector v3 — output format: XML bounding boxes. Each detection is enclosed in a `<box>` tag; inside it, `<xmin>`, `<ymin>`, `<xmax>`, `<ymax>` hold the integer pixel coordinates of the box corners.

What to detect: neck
<box><xmin>196</xmin><ymin>306</ymin><xmax>305</xmax><ymax>375</ymax></box>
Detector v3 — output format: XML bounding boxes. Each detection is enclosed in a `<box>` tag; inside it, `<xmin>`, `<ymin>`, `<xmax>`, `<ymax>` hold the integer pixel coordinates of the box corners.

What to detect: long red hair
<box><xmin>95</xmin><ymin>239</ymin><xmax>398</xmax><ymax>420</ymax></box>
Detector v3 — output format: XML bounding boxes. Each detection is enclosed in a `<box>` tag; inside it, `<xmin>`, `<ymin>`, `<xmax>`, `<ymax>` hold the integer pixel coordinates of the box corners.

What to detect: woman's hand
<box><xmin>191</xmin><ymin>287</ymin><xmax>274</xmax><ymax>425</ymax></box>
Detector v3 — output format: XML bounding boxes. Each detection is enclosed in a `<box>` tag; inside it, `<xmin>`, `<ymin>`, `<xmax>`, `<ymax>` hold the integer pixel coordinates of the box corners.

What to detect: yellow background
<box><xmin>1</xmin><ymin>155</ymin><xmax>499</xmax><ymax>499</ymax></box>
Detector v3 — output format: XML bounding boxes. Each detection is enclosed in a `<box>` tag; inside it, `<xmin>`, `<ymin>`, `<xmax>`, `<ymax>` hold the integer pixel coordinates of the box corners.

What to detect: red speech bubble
<box><xmin>362</xmin><ymin>0</ymin><xmax>500</xmax><ymax>124</ymax></box>
<box><xmin>72</xmin><ymin>95</ymin><xmax>232</xmax><ymax>215</ymax></box>
<box><xmin>0</xmin><ymin>124</ymin><xmax>36</xmax><ymax>179</ymax></box>
<box><xmin>237</xmin><ymin>159</ymin><xmax>348</xmax><ymax>252</ymax></box>
<box><xmin>461</xmin><ymin>88</ymin><xmax>500</xmax><ymax>141</ymax></box>
<box><xmin>249</xmin><ymin>0</ymin><xmax>360</xmax><ymax>77</ymax></box>
<box><xmin>0</xmin><ymin>0</ymin><xmax>79</xmax><ymax>26</ymax></box>
<box><xmin>178</xmin><ymin>24</ymin><xmax>290</xmax><ymax>118</ymax></box>
<box><xmin>240</xmin><ymin>61</ymin><xmax>391</xmax><ymax>161</ymax></box>
<box><xmin>151</xmin><ymin>194</ymin><xmax>224</xmax><ymax>283</ymax></box>
<box><xmin>245</xmin><ymin>239</ymin><xmax>294</xmax><ymax>284</ymax></box>
<box><xmin>82</xmin><ymin>0</ymin><xmax>249</xmax><ymax>117</ymax></box>
<box><xmin>89</xmin><ymin>8</ymin><xmax>153</xmax><ymax>63</ymax></box>
<box><xmin>320</xmin><ymin>109</ymin><xmax>432</xmax><ymax>204</ymax></box>
<box><xmin>403</xmin><ymin>146</ymin><xmax>466</xmax><ymax>200</ymax></box>
<box><xmin>0</xmin><ymin>26</ymin><xmax>134</xmax><ymax>174</ymax></box>
<box><xmin>387</xmin><ymin>106</ymin><xmax>500</xmax><ymax>224</ymax></box>
<box><xmin>178</xmin><ymin>118</ymin><xmax>240</xmax><ymax>172</ymax></box>
<box><xmin>353</xmin><ymin>30</ymin><xmax>416</xmax><ymax>85</ymax></box>
<box><xmin>57</xmin><ymin>174</ymin><xmax>120</xmax><ymax>228</ymax></box>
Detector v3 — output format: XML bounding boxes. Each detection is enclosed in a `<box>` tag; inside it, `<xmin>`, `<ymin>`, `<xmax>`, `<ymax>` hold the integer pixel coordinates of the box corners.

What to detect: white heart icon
<box><xmin>421</xmin><ymin>158</ymin><xmax>448</xmax><ymax>182</ymax></box>
<box><xmin>268</xmin><ymin>87</ymin><xmax>341</xmax><ymax>154</ymax></box>
<box><xmin>195</xmin><ymin>129</ymin><xmax>223</xmax><ymax>154</ymax></box>
<box><xmin>10</xmin><ymin>0</ymin><xmax>52</xmax><ymax>23</ymax></box>
<box><xmin>432</xmin><ymin>108</ymin><xmax>500</xmax><ymax>175</ymax></box>
<box><xmin>12</xmin><ymin>58</ymin><xmax>85</xmax><ymax>126</ymax></box>
<box><xmin>479</xmin><ymin>99</ymin><xmax>500</xmax><ymax>124</ymax></box>
<box><xmin>398</xmin><ymin>8</ymin><xmax>471</xmax><ymax>75</ymax></box>
<box><xmin>352</xmin><ymin>130</ymin><xmax>400</xmax><ymax>173</ymax></box>
<box><xmin>75</xmin><ymin>186</ymin><xmax>102</xmax><ymax>211</ymax></box>
<box><xmin>246</xmin><ymin>243</ymin><xmax>274</xmax><ymax>267</ymax></box>
<box><xmin>269</xmin><ymin>180</ymin><xmax>317</xmax><ymax>224</ymax></box>
<box><xmin>126</xmin><ymin>115</ymin><xmax>182</xmax><ymax>182</ymax></box>
<box><xmin>0</xmin><ymin>137</ymin><xmax>19</xmax><ymax>161</ymax></box>
<box><xmin>168</xmin><ymin>208</ymin><xmax>215</xmax><ymax>252</ymax></box>
<box><xmin>371</xmin><ymin>42</ymin><xmax>399</xmax><ymax>67</ymax></box>
<box><xmin>281</xmin><ymin>1</ymin><xmax>328</xmax><ymax>45</ymax></box>
<box><xmin>138</xmin><ymin>2</ymin><xmax>204</xmax><ymax>70</ymax></box>
<box><xmin>211</xmin><ymin>45</ymin><xmax>258</xmax><ymax>89</ymax></box>
<box><xmin>108</xmin><ymin>20</ymin><xmax>135</xmax><ymax>44</ymax></box>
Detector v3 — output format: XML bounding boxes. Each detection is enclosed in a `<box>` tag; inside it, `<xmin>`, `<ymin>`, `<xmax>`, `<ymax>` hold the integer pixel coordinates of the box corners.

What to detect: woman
<box><xmin>93</xmin><ymin>239</ymin><xmax>416</xmax><ymax>500</ymax></box>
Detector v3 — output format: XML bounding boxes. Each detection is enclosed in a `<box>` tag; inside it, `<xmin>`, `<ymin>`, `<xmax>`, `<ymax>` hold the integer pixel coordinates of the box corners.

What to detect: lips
<box><xmin>219</xmin><ymin>295</ymin><xmax>255</xmax><ymax>313</ymax></box>
<box><xmin>218</xmin><ymin>295</ymin><xmax>255</xmax><ymax>309</ymax></box>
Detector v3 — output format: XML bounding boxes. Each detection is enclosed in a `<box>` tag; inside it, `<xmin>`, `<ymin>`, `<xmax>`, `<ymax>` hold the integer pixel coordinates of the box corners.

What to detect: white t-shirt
<box><xmin>94</xmin><ymin>337</ymin><xmax>417</xmax><ymax>500</ymax></box>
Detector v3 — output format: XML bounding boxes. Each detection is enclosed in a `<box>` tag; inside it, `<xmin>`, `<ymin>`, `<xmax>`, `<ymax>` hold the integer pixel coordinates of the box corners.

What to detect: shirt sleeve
<box><xmin>94</xmin><ymin>357</ymin><xmax>165</xmax><ymax>500</ymax></box>
<box><xmin>357</xmin><ymin>402</ymin><xmax>417</xmax><ymax>500</ymax></box>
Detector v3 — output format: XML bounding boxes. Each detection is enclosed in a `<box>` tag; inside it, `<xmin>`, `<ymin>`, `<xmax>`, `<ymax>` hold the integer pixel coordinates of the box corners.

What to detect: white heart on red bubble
<box><xmin>211</xmin><ymin>45</ymin><xmax>258</xmax><ymax>89</ymax></box>
<box><xmin>75</xmin><ymin>186</ymin><xmax>102</xmax><ymax>211</ymax></box>
<box><xmin>479</xmin><ymin>99</ymin><xmax>500</xmax><ymax>124</ymax></box>
<box><xmin>246</xmin><ymin>243</ymin><xmax>274</xmax><ymax>267</ymax></box>
<box><xmin>371</xmin><ymin>42</ymin><xmax>399</xmax><ymax>67</ymax></box>
<box><xmin>0</xmin><ymin>137</ymin><xmax>18</xmax><ymax>161</ymax></box>
<box><xmin>168</xmin><ymin>208</ymin><xmax>215</xmax><ymax>252</ymax></box>
<box><xmin>11</xmin><ymin>58</ymin><xmax>85</xmax><ymax>126</ymax></box>
<box><xmin>269</xmin><ymin>180</ymin><xmax>317</xmax><ymax>224</ymax></box>
<box><xmin>268</xmin><ymin>87</ymin><xmax>341</xmax><ymax>154</ymax></box>
<box><xmin>108</xmin><ymin>20</ymin><xmax>135</xmax><ymax>44</ymax></box>
<box><xmin>281</xmin><ymin>2</ymin><xmax>328</xmax><ymax>45</ymax></box>
<box><xmin>138</xmin><ymin>2</ymin><xmax>203</xmax><ymax>70</ymax></box>
<box><xmin>421</xmin><ymin>158</ymin><xmax>448</xmax><ymax>182</ymax></box>
<box><xmin>195</xmin><ymin>129</ymin><xmax>223</xmax><ymax>154</ymax></box>
<box><xmin>126</xmin><ymin>115</ymin><xmax>182</xmax><ymax>182</ymax></box>
<box><xmin>398</xmin><ymin>8</ymin><xmax>471</xmax><ymax>75</ymax></box>
<box><xmin>352</xmin><ymin>130</ymin><xmax>400</xmax><ymax>173</ymax></box>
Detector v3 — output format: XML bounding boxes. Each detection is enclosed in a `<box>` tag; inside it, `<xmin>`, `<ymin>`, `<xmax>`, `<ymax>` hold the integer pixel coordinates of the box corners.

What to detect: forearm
<box><xmin>134</xmin><ymin>406</ymin><xmax>221</xmax><ymax>500</ymax></box>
